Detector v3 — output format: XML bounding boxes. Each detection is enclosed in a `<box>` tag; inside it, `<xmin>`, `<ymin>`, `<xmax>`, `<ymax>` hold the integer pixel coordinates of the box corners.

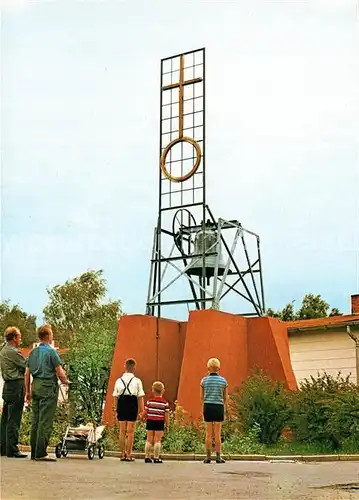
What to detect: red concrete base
<box><xmin>103</xmin><ymin>311</ymin><xmax>297</xmax><ymax>424</ymax></box>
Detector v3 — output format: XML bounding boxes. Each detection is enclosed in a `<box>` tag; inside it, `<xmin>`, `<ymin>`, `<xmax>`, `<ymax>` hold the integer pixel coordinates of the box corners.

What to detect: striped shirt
<box><xmin>145</xmin><ymin>396</ymin><xmax>169</xmax><ymax>421</ymax></box>
<box><xmin>201</xmin><ymin>373</ymin><xmax>228</xmax><ymax>405</ymax></box>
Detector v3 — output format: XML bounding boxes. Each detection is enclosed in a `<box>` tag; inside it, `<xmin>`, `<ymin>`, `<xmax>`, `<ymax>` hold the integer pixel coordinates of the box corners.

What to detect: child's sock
<box><xmin>153</xmin><ymin>442</ymin><xmax>161</xmax><ymax>459</ymax></box>
<box><xmin>145</xmin><ymin>441</ymin><xmax>153</xmax><ymax>458</ymax></box>
<box><xmin>206</xmin><ymin>449</ymin><xmax>212</xmax><ymax>458</ymax></box>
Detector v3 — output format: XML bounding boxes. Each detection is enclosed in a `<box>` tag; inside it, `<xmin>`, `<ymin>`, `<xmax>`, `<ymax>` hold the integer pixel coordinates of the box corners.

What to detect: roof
<box><xmin>20</xmin><ymin>347</ymin><xmax>69</xmax><ymax>357</ymax></box>
<box><xmin>286</xmin><ymin>314</ymin><xmax>359</xmax><ymax>333</ymax></box>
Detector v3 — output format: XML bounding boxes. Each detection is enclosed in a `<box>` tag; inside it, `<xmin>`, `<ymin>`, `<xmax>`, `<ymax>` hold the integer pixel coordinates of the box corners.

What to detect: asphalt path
<box><xmin>1</xmin><ymin>455</ymin><xmax>359</xmax><ymax>499</ymax></box>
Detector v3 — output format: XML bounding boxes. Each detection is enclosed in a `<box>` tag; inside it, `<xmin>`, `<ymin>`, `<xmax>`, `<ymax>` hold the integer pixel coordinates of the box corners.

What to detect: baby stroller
<box><xmin>55</xmin><ymin>383</ymin><xmax>106</xmax><ymax>460</ymax></box>
<box><xmin>55</xmin><ymin>422</ymin><xmax>105</xmax><ymax>460</ymax></box>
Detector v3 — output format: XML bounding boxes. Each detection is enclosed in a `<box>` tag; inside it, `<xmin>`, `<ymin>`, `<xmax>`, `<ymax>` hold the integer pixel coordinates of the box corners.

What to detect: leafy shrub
<box><xmin>133</xmin><ymin>421</ymin><xmax>147</xmax><ymax>451</ymax></box>
<box><xmin>162</xmin><ymin>410</ymin><xmax>204</xmax><ymax>453</ymax></box>
<box><xmin>19</xmin><ymin>409</ymin><xmax>31</xmax><ymax>445</ymax></box>
<box><xmin>222</xmin><ymin>423</ymin><xmax>265</xmax><ymax>455</ymax></box>
<box><xmin>103</xmin><ymin>406</ymin><xmax>262</xmax><ymax>455</ymax></box>
<box><xmin>67</xmin><ymin>323</ymin><xmax>116</xmax><ymax>425</ymax></box>
<box><xmin>291</xmin><ymin>372</ymin><xmax>359</xmax><ymax>451</ymax></box>
<box><xmin>231</xmin><ymin>370</ymin><xmax>292</xmax><ymax>444</ymax></box>
<box><xmin>10</xmin><ymin>370</ymin><xmax>358</xmax><ymax>455</ymax></box>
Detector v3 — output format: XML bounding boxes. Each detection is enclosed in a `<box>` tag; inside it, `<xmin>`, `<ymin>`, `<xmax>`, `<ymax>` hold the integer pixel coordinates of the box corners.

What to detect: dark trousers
<box><xmin>1</xmin><ymin>379</ymin><xmax>25</xmax><ymax>457</ymax></box>
<box><xmin>30</xmin><ymin>378</ymin><xmax>59</xmax><ymax>459</ymax></box>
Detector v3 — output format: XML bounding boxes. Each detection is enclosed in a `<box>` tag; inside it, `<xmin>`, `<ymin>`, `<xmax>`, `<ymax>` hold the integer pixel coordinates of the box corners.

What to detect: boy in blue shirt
<box><xmin>200</xmin><ymin>358</ymin><xmax>227</xmax><ymax>463</ymax></box>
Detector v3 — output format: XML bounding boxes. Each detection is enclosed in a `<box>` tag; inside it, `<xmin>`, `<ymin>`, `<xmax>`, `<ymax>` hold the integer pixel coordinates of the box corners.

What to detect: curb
<box><xmin>18</xmin><ymin>446</ymin><xmax>359</xmax><ymax>462</ymax></box>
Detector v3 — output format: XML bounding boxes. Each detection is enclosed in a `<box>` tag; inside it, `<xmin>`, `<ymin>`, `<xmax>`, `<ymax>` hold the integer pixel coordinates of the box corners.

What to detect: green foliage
<box><xmin>18</xmin><ymin>410</ymin><xmax>32</xmax><ymax>445</ymax></box>
<box><xmin>267</xmin><ymin>293</ymin><xmax>340</xmax><ymax>321</ymax></box>
<box><xmin>267</xmin><ymin>302</ymin><xmax>296</xmax><ymax>321</ymax></box>
<box><xmin>41</xmin><ymin>270</ymin><xmax>121</xmax><ymax>424</ymax></box>
<box><xmin>222</xmin><ymin>423</ymin><xmax>265</xmax><ymax>455</ymax></box>
<box><xmin>291</xmin><ymin>372</ymin><xmax>359</xmax><ymax>451</ymax></box>
<box><xmin>67</xmin><ymin>323</ymin><xmax>117</xmax><ymax>425</ymax></box>
<box><xmin>43</xmin><ymin>270</ymin><xmax>121</xmax><ymax>347</ymax></box>
<box><xmin>133</xmin><ymin>421</ymin><xmax>148</xmax><ymax>451</ymax></box>
<box><xmin>11</xmin><ymin>372</ymin><xmax>359</xmax><ymax>456</ymax></box>
<box><xmin>0</xmin><ymin>301</ymin><xmax>37</xmax><ymax>347</ymax></box>
<box><xmin>162</xmin><ymin>410</ymin><xmax>205</xmax><ymax>453</ymax></box>
<box><xmin>102</xmin><ymin>372</ymin><xmax>359</xmax><ymax>455</ymax></box>
<box><xmin>231</xmin><ymin>371</ymin><xmax>292</xmax><ymax>444</ymax></box>
<box><xmin>329</xmin><ymin>307</ymin><xmax>342</xmax><ymax>317</ymax></box>
<box><xmin>296</xmin><ymin>294</ymin><xmax>330</xmax><ymax>319</ymax></box>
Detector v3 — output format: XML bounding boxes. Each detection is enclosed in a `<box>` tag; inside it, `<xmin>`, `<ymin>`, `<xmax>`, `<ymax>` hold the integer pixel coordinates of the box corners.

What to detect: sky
<box><xmin>1</xmin><ymin>0</ymin><xmax>359</xmax><ymax>323</ymax></box>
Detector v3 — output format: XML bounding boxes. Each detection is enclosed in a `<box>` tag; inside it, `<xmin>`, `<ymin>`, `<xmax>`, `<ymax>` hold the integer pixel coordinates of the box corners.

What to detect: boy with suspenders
<box><xmin>113</xmin><ymin>359</ymin><xmax>145</xmax><ymax>461</ymax></box>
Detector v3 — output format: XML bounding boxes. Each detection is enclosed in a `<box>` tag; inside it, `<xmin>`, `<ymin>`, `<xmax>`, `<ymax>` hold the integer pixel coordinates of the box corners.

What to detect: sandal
<box><xmin>153</xmin><ymin>458</ymin><xmax>163</xmax><ymax>463</ymax></box>
<box><xmin>203</xmin><ymin>458</ymin><xmax>211</xmax><ymax>464</ymax></box>
<box><xmin>144</xmin><ymin>457</ymin><xmax>152</xmax><ymax>463</ymax></box>
<box><xmin>124</xmin><ymin>457</ymin><xmax>135</xmax><ymax>462</ymax></box>
<box><xmin>216</xmin><ymin>457</ymin><xmax>226</xmax><ymax>463</ymax></box>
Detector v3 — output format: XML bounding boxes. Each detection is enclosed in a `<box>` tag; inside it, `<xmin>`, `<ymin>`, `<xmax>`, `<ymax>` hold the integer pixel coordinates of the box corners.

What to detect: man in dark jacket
<box><xmin>0</xmin><ymin>327</ymin><xmax>27</xmax><ymax>458</ymax></box>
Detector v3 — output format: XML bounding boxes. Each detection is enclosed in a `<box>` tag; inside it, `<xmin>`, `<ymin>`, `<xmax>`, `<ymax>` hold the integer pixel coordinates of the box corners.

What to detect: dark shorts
<box><xmin>146</xmin><ymin>419</ymin><xmax>165</xmax><ymax>432</ymax></box>
<box><xmin>203</xmin><ymin>403</ymin><xmax>224</xmax><ymax>423</ymax></box>
<box><xmin>117</xmin><ymin>395</ymin><xmax>138</xmax><ymax>422</ymax></box>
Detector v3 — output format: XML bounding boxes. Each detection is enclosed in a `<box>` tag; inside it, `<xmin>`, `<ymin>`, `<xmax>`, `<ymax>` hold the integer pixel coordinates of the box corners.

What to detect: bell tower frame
<box><xmin>146</xmin><ymin>48</ymin><xmax>266</xmax><ymax>318</ymax></box>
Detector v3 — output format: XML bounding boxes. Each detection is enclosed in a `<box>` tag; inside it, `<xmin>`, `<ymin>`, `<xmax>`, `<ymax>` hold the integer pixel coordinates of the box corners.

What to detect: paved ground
<box><xmin>1</xmin><ymin>455</ymin><xmax>359</xmax><ymax>500</ymax></box>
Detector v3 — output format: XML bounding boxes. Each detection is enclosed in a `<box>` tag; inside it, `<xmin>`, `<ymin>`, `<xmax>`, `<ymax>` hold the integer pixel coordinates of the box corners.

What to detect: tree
<box><xmin>67</xmin><ymin>323</ymin><xmax>116</xmax><ymax>424</ymax></box>
<box><xmin>0</xmin><ymin>301</ymin><xmax>37</xmax><ymax>347</ymax></box>
<box><xmin>267</xmin><ymin>302</ymin><xmax>296</xmax><ymax>321</ymax></box>
<box><xmin>296</xmin><ymin>293</ymin><xmax>330</xmax><ymax>320</ymax></box>
<box><xmin>329</xmin><ymin>307</ymin><xmax>342</xmax><ymax>317</ymax></box>
<box><xmin>267</xmin><ymin>294</ymin><xmax>341</xmax><ymax>321</ymax></box>
<box><xmin>43</xmin><ymin>270</ymin><xmax>121</xmax><ymax>346</ymax></box>
<box><xmin>43</xmin><ymin>270</ymin><xmax>122</xmax><ymax>423</ymax></box>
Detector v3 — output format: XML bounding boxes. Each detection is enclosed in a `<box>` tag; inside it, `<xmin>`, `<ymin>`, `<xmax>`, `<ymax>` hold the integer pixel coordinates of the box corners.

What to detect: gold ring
<box><xmin>160</xmin><ymin>137</ymin><xmax>201</xmax><ymax>182</ymax></box>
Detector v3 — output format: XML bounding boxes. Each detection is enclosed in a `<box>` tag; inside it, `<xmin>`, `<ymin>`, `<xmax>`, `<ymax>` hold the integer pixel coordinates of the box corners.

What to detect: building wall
<box><xmin>103</xmin><ymin>315</ymin><xmax>187</xmax><ymax>424</ymax></box>
<box><xmin>288</xmin><ymin>329</ymin><xmax>357</xmax><ymax>384</ymax></box>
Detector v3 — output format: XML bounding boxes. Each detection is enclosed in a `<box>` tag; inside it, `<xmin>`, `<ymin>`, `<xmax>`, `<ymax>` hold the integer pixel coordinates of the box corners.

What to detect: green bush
<box><xmin>6</xmin><ymin>371</ymin><xmax>358</xmax><ymax>455</ymax></box>
<box><xmin>104</xmin><ymin>410</ymin><xmax>205</xmax><ymax>454</ymax></box>
<box><xmin>162</xmin><ymin>411</ymin><xmax>204</xmax><ymax>453</ymax></box>
<box><xmin>103</xmin><ymin>418</ymin><xmax>264</xmax><ymax>455</ymax></box>
<box><xmin>222</xmin><ymin>423</ymin><xmax>264</xmax><ymax>455</ymax></box>
<box><xmin>291</xmin><ymin>372</ymin><xmax>359</xmax><ymax>451</ymax></box>
<box><xmin>102</xmin><ymin>422</ymin><xmax>148</xmax><ymax>453</ymax></box>
<box><xmin>231</xmin><ymin>370</ymin><xmax>292</xmax><ymax>445</ymax></box>
<box><xmin>19</xmin><ymin>409</ymin><xmax>32</xmax><ymax>446</ymax></box>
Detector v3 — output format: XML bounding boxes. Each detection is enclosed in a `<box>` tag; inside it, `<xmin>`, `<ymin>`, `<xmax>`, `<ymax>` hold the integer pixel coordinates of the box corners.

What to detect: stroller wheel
<box><xmin>98</xmin><ymin>445</ymin><xmax>105</xmax><ymax>459</ymax></box>
<box><xmin>62</xmin><ymin>446</ymin><xmax>68</xmax><ymax>458</ymax></box>
<box><xmin>55</xmin><ymin>444</ymin><xmax>62</xmax><ymax>459</ymax></box>
<box><xmin>88</xmin><ymin>445</ymin><xmax>95</xmax><ymax>460</ymax></box>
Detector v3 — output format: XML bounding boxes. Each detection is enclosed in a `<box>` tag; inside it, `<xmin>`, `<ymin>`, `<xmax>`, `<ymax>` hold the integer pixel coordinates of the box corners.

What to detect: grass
<box><xmin>102</xmin><ymin>423</ymin><xmax>359</xmax><ymax>456</ymax></box>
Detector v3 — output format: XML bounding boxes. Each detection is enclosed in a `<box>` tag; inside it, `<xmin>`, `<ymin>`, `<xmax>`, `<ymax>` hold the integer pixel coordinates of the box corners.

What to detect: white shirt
<box><xmin>112</xmin><ymin>372</ymin><xmax>145</xmax><ymax>398</ymax></box>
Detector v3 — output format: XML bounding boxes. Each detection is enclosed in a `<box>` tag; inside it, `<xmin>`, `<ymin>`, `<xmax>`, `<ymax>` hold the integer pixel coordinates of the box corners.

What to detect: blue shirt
<box><xmin>26</xmin><ymin>344</ymin><xmax>62</xmax><ymax>382</ymax></box>
<box><xmin>201</xmin><ymin>373</ymin><xmax>228</xmax><ymax>405</ymax></box>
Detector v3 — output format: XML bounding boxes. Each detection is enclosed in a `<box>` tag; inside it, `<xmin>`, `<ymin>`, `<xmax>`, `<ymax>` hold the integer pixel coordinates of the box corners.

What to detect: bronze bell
<box><xmin>186</xmin><ymin>227</ymin><xmax>226</xmax><ymax>279</ymax></box>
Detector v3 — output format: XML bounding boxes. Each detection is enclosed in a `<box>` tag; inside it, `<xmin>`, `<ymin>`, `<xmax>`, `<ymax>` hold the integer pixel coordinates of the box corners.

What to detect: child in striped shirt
<box><xmin>200</xmin><ymin>358</ymin><xmax>228</xmax><ymax>464</ymax></box>
<box><xmin>144</xmin><ymin>381</ymin><xmax>169</xmax><ymax>463</ymax></box>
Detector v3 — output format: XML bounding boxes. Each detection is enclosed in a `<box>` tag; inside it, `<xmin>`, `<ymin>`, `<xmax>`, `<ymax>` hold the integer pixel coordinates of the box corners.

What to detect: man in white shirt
<box><xmin>112</xmin><ymin>358</ymin><xmax>145</xmax><ymax>461</ymax></box>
